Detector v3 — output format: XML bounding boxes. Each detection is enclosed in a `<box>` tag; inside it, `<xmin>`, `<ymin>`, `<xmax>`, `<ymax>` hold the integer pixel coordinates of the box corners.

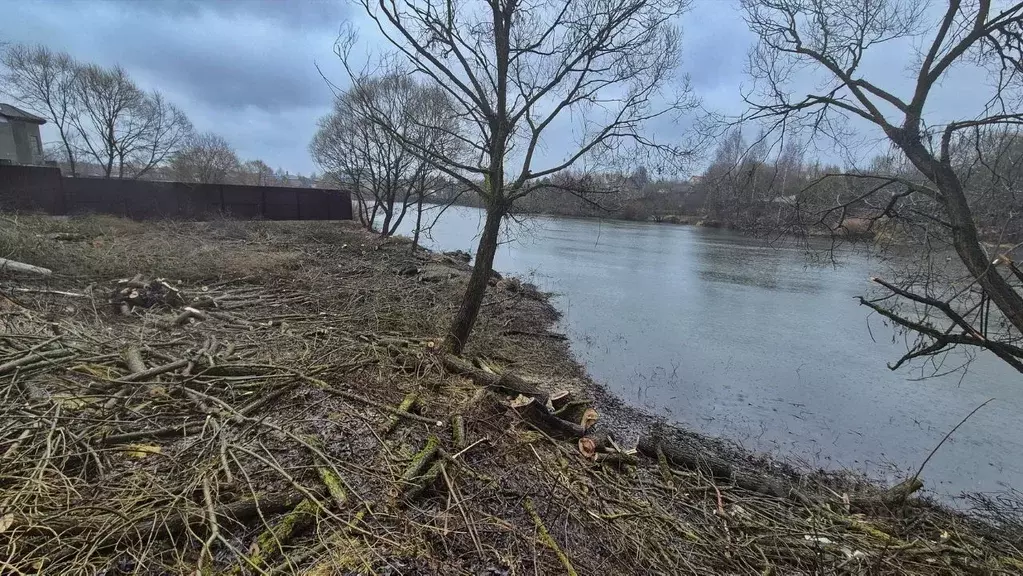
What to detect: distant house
<box><xmin>0</xmin><ymin>103</ymin><xmax>47</xmax><ymax>165</ymax></box>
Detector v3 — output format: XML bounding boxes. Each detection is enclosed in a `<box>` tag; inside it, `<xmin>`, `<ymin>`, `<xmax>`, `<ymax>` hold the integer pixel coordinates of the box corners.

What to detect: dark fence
<box><xmin>0</xmin><ymin>165</ymin><xmax>352</xmax><ymax>221</ymax></box>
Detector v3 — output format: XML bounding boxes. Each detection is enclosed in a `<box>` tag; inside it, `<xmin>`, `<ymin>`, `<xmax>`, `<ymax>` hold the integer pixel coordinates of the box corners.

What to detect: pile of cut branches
<box><xmin>1</xmin><ymin>216</ymin><xmax>1021</xmax><ymax>575</ymax></box>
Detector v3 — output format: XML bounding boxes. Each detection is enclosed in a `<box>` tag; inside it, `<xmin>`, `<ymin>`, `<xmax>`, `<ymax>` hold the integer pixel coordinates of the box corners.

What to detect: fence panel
<box><xmin>0</xmin><ymin>165</ymin><xmax>64</xmax><ymax>213</ymax></box>
<box><xmin>0</xmin><ymin>165</ymin><xmax>352</xmax><ymax>221</ymax></box>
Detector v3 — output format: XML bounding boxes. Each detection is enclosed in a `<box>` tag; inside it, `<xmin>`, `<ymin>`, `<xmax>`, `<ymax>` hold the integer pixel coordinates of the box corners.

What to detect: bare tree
<box><xmin>113</xmin><ymin>91</ymin><xmax>192</xmax><ymax>179</ymax></box>
<box><xmin>742</xmin><ymin>0</ymin><xmax>1023</xmax><ymax>372</ymax></box>
<box><xmin>344</xmin><ymin>0</ymin><xmax>695</xmax><ymax>353</ymax></box>
<box><xmin>0</xmin><ymin>44</ymin><xmax>81</xmax><ymax>175</ymax></box>
<box><xmin>72</xmin><ymin>64</ymin><xmax>145</xmax><ymax>177</ymax></box>
<box><xmin>312</xmin><ymin>73</ymin><xmax>461</xmax><ymax>239</ymax></box>
<box><xmin>237</xmin><ymin>159</ymin><xmax>277</xmax><ymax>186</ymax></box>
<box><xmin>170</xmin><ymin>132</ymin><xmax>240</xmax><ymax>184</ymax></box>
<box><xmin>71</xmin><ymin>64</ymin><xmax>192</xmax><ymax>179</ymax></box>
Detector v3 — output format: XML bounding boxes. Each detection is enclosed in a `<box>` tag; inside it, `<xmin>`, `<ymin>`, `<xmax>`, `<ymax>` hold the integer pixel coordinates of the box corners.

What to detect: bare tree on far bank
<box><xmin>170</xmin><ymin>132</ymin><xmax>241</xmax><ymax>184</ymax></box>
<box><xmin>741</xmin><ymin>0</ymin><xmax>1023</xmax><ymax>372</ymax></box>
<box><xmin>344</xmin><ymin>0</ymin><xmax>696</xmax><ymax>354</ymax></box>
<box><xmin>311</xmin><ymin>73</ymin><xmax>460</xmax><ymax>239</ymax></box>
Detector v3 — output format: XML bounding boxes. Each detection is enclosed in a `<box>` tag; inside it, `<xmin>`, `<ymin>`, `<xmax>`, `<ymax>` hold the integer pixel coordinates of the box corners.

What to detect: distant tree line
<box><xmin>1</xmin><ymin>43</ymin><xmax>324</xmax><ymax>189</ymax></box>
<box><xmin>430</xmin><ymin>122</ymin><xmax>1022</xmax><ymax>250</ymax></box>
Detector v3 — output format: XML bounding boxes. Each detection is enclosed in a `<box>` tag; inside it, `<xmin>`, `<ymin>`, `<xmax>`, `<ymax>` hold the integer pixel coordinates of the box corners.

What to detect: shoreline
<box><xmin>2</xmin><ymin>214</ymin><xmax>1020</xmax><ymax>574</ymax></box>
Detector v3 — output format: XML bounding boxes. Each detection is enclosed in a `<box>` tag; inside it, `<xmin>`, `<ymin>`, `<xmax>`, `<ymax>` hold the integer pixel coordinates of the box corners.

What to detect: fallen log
<box><xmin>637</xmin><ymin>433</ymin><xmax>788</xmax><ymax>498</ymax></box>
<box><xmin>404</xmin><ymin>461</ymin><xmax>444</xmax><ymax>501</ymax></box>
<box><xmin>511</xmin><ymin>396</ymin><xmax>585</xmax><ymax>439</ymax></box>
<box><xmin>550</xmin><ymin>390</ymin><xmax>573</xmax><ymax>411</ymax></box>
<box><xmin>0</xmin><ymin>257</ymin><xmax>51</xmax><ymax>277</ymax></box>
<box><xmin>441</xmin><ymin>355</ymin><xmax>548</xmax><ymax>402</ymax></box>
<box><xmin>524</xmin><ymin>497</ymin><xmax>578</xmax><ymax>576</ymax></box>
<box><xmin>172</xmin><ymin>306</ymin><xmax>208</xmax><ymax>326</ymax></box>
<box><xmin>595</xmin><ymin>451</ymin><xmax>639</xmax><ymax>469</ymax></box>
<box><xmin>42</xmin><ymin>232</ymin><xmax>87</xmax><ymax>242</ymax></box>
<box><xmin>0</xmin><ymin>348</ymin><xmax>75</xmax><ymax>376</ymax></box>
<box><xmin>114</xmin><ymin>358</ymin><xmax>189</xmax><ymax>383</ymax></box>
<box><xmin>553</xmin><ymin>399</ymin><xmax>591</xmax><ymax>423</ymax></box>
<box><xmin>400</xmin><ymin>435</ymin><xmax>442</xmax><ymax>500</ymax></box>
<box><xmin>384</xmin><ymin>392</ymin><xmax>420</xmax><ymax>435</ymax></box>
<box><xmin>0</xmin><ymin>286</ymin><xmax>88</xmax><ymax>298</ymax></box>
<box><xmin>501</xmin><ymin>329</ymin><xmax>569</xmax><ymax>341</ymax></box>
<box><xmin>278</xmin><ymin>509</ymin><xmax>367</xmax><ymax>574</ymax></box>
<box><xmin>451</xmin><ymin>414</ymin><xmax>466</xmax><ymax>448</ymax></box>
<box><xmin>462</xmin><ymin>388</ymin><xmax>507</xmax><ymax>424</ymax></box>
<box><xmin>98</xmin><ymin>421</ymin><xmax>206</xmax><ymax>446</ymax></box>
<box><xmin>21</xmin><ymin>490</ymin><xmax>306</xmax><ymax>551</ymax></box>
<box><xmin>882</xmin><ymin>477</ymin><xmax>924</xmax><ymax>505</ymax></box>
<box><xmin>316</xmin><ymin>386</ymin><xmax>443</xmax><ymax>427</ymax></box>
<box><xmin>849</xmin><ymin>477</ymin><xmax>924</xmax><ymax>511</ymax></box>
<box><xmin>232</xmin><ymin>498</ymin><xmax>319</xmax><ymax>574</ymax></box>
<box><xmin>122</xmin><ymin>346</ymin><xmax>146</xmax><ymax>375</ymax></box>
<box><xmin>105</xmin><ymin>347</ymin><xmax>148</xmax><ymax>410</ymax></box>
<box><xmin>578</xmin><ymin>430</ymin><xmax>612</xmax><ymax>459</ymax></box>
<box><xmin>578</xmin><ymin>437</ymin><xmax>599</xmax><ymax>459</ymax></box>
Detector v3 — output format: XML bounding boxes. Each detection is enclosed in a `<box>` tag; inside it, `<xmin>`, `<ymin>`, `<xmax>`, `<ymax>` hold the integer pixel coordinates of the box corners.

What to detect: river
<box><xmin>395</xmin><ymin>205</ymin><xmax>1022</xmax><ymax>500</ymax></box>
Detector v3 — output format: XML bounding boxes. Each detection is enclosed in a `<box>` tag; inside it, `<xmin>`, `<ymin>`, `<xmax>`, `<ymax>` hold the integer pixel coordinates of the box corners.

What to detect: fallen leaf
<box><xmin>52</xmin><ymin>394</ymin><xmax>88</xmax><ymax>409</ymax></box>
<box><xmin>0</xmin><ymin>513</ymin><xmax>13</xmax><ymax>533</ymax></box>
<box><xmin>124</xmin><ymin>444</ymin><xmax>162</xmax><ymax>458</ymax></box>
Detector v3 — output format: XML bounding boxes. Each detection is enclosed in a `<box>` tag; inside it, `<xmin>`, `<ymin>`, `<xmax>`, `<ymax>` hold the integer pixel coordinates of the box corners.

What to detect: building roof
<box><xmin>0</xmin><ymin>103</ymin><xmax>46</xmax><ymax>125</ymax></box>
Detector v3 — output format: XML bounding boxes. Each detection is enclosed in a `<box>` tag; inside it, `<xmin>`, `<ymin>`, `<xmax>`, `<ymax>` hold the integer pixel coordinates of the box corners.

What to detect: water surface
<box><xmin>398</xmin><ymin>206</ymin><xmax>1023</xmax><ymax>498</ymax></box>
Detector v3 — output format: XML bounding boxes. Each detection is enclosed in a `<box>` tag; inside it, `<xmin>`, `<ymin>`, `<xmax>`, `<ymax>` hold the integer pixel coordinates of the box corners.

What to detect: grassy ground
<box><xmin>1</xmin><ymin>214</ymin><xmax>1021</xmax><ymax>575</ymax></box>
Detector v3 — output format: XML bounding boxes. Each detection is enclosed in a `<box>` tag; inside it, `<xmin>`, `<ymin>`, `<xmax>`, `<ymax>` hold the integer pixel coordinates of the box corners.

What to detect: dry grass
<box><xmin>1</xmin><ymin>214</ymin><xmax>1021</xmax><ymax>575</ymax></box>
<box><xmin>0</xmin><ymin>214</ymin><xmax>349</xmax><ymax>282</ymax></box>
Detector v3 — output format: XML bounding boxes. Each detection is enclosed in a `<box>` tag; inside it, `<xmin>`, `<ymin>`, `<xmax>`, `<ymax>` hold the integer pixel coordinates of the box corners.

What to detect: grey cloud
<box><xmin>83</xmin><ymin>1</ymin><xmax>346</xmax><ymax>112</ymax></box>
<box><xmin>2</xmin><ymin>0</ymin><xmax>983</xmax><ymax>176</ymax></box>
<box><xmin>681</xmin><ymin>3</ymin><xmax>753</xmax><ymax>94</ymax></box>
<box><xmin>0</xmin><ymin>0</ymin><xmax>351</xmax><ymax>174</ymax></box>
<box><xmin>117</xmin><ymin>0</ymin><xmax>349</xmax><ymax>31</ymax></box>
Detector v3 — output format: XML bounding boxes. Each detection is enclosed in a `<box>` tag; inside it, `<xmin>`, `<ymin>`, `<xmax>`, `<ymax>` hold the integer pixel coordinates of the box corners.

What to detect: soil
<box><xmin>1</xmin><ymin>214</ymin><xmax>1021</xmax><ymax>575</ymax></box>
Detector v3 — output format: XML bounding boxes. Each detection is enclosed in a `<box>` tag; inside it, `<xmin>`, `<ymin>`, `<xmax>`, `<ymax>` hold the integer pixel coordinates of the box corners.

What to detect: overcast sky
<box><xmin>0</xmin><ymin>1</ymin><xmax>997</xmax><ymax>175</ymax></box>
<box><xmin>0</xmin><ymin>0</ymin><xmax>756</xmax><ymax>175</ymax></box>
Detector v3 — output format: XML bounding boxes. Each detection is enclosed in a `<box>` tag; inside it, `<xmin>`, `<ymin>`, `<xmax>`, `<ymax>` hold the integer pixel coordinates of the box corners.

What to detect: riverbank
<box><xmin>1</xmin><ymin>214</ymin><xmax>1020</xmax><ymax>574</ymax></box>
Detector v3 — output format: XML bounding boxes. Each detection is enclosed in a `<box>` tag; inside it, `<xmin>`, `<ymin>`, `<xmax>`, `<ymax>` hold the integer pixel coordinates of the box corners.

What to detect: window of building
<box><xmin>29</xmin><ymin>135</ymin><xmax>40</xmax><ymax>155</ymax></box>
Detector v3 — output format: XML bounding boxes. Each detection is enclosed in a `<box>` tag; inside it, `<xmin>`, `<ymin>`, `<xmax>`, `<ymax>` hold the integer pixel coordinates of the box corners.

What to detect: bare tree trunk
<box><xmin>411</xmin><ymin>191</ymin><xmax>424</xmax><ymax>254</ymax></box>
<box><xmin>445</xmin><ymin>207</ymin><xmax>503</xmax><ymax>354</ymax></box>
<box><xmin>66</xmin><ymin>149</ymin><xmax>76</xmax><ymax>176</ymax></box>
<box><xmin>379</xmin><ymin>196</ymin><xmax>394</xmax><ymax>236</ymax></box>
<box><xmin>354</xmin><ymin>181</ymin><xmax>371</xmax><ymax>229</ymax></box>
<box><xmin>368</xmin><ymin>202</ymin><xmax>379</xmax><ymax>233</ymax></box>
<box><xmin>61</xmin><ymin>134</ymin><xmax>76</xmax><ymax>177</ymax></box>
<box><xmin>388</xmin><ymin>196</ymin><xmax>412</xmax><ymax>236</ymax></box>
<box><xmin>898</xmin><ymin>137</ymin><xmax>1023</xmax><ymax>335</ymax></box>
<box><xmin>940</xmin><ymin>165</ymin><xmax>1023</xmax><ymax>332</ymax></box>
<box><xmin>356</xmin><ymin>195</ymin><xmax>370</xmax><ymax>228</ymax></box>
